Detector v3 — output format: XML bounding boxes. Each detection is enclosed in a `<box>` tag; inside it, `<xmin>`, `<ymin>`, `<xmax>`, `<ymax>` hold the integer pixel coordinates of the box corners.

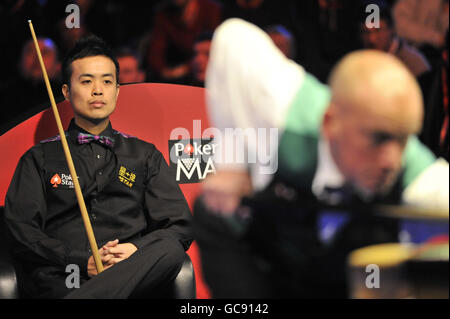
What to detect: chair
<box><xmin>0</xmin><ymin>207</ymin><xmax>19</xmax><ymax>299</ymax></box>
<box><xmin>0</xmin><ymin>83</ymin><xmax>211</xmax><ymax>298</ymax></box>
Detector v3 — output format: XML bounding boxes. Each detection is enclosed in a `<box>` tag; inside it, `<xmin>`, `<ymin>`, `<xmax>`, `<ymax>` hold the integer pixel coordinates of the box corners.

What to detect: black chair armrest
<box><xmin>173</xmin><ymin>253</ymin><xmax>196</xmax><ymax>299</ymax></box>
<box><xmin>0</xmin><ymin>262</ymin><xmax>19</xmax><ymax>299</ymax></box>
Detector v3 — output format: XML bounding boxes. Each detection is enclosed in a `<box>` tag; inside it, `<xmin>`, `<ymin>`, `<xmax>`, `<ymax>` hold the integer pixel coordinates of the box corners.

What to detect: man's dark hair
<box><xmin>61</xmin><ymin>35</ymin><xmax>120</xmax><ymax>86</ymax></box>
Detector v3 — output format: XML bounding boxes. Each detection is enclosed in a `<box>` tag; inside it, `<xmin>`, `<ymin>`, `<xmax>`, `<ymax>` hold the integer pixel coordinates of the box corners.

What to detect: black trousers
<box><xmin>192</xmin><ymin>198</ymin><xmax>272</xmax><ymax>298</ymax></box>
<box><xmin>23</xmin><ymin>236</ymin><xmax>185</xmax><ymax>299</ymax></box>
<box><xmin>192</xmin><ymin>194</ymin><xmax>400</xmax><ymax>298</ymax></box>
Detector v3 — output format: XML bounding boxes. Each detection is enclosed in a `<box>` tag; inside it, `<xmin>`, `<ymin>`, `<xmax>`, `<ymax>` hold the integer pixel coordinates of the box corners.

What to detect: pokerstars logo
<box><xmin>178</xmin><ymin>141</ymin><xmax>216</xmax><ymax>157</ymax></box>
<box><xmin>183</xmin><ymin>143</ymin><xmax>194</xmax><ymax>155</ymax></box>
<box><xmin>50</xmin><ymin>174</ymin><xmax>62</xmax><ymax>187</ymax></box>
<box><xmin>169</xmin><ymin>138</ymin><xmax>216</xmax><ymax>184</ymax></box>
<box><xmin>50</xmin><ymin>173</ymin><xmax>74</xmax><ymax>189</ymax></box>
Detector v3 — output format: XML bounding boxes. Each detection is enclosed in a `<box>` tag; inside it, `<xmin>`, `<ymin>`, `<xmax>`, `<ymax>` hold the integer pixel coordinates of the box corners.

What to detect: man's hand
<box><xmin>103</xmin><ymin>242</ymin><xmax>138</xmax><ymax>267</ymax></box>
<box><xmin>201</xmin><ymin>170</ymin><xmax>252</xmax><ymax>216</ymax></box>
<box><xmin>87</xmin><ymin>239</ymin><xmax>138</xmax><ymax>277</ymax></box>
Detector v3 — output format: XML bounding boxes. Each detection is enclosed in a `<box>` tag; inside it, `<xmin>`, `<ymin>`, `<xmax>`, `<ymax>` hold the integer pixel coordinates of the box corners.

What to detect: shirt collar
<box><xmin>68</xmin><ymin>118</ymin><xmax>115</xmax><ymax>145</ymax></box>
<box><xmin>312</xmin><ymin>137</ymin><xmax>346</xmax><ymax>200</ymax></box>
<box><xmin>312</xmin><ymin>136</ymin><xmax>375</xmax><ymax>203</ymax></box>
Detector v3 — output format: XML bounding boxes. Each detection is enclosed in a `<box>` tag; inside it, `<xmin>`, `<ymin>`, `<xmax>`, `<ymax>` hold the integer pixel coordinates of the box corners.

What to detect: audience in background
<box><xmin>116</xmin><ymin>48</ymin><xmax>146</xmax><ymax>84</ymax></box>
<box><xmin>189</xmin><ymin>32</ymin><xmax>213</xmax><ymax>87</ymax></box>
<box><xmin>145</xmin><ymin>0</ymin><xmax>222</xmax><ymax>83</ymax></box>
<box><xmin>293</xmin><ymin>0</ymin><xmax>361</xmax><ymax>82</ymax></box>
<box><xmin>0</xmin><ymin>0</ymin><xmax>62</xmax><ymax>76</ymax></box>
<box><xmin>70</xmin><ymin>0</ymin><xmax>152</xmax><ymax>50</ymax></box>
<box><xmin>1</xmin><ymin>0</ymin><xmax>449</xmax><ymax>157</ymax></box>
<box><xmin>418</xmin><ymin>32</ymin><xmax>449</xmax><ymax>161</ymax></box>
<box><xmin>55</xmin><ymin>18</ymin><xmax>89</xmax><ymax>58</ymax></box>
<box><xmin>222</xmin><ymin>0</ymin><xmax>290</xmax><ymax>30</ymax></box>
<box><xmin>20</xmin><ymin>38</ymin><xmax>60</xmax><ymax>83</ymax></box>
<box><xmin>359</xmin><ymin>1</ymin><xmax>431</xmax><ymax>77</ymax></box>
<box><xmin>393</xmin><ymin>0</ymin><xmax>449</xmax><ymax>51</ymax></box>
<box><xmin>0</xmin><ymin>37</ymin><xmax>62</xmax><ymax>124</ymax></box>
<box><xmin>265</xmin><ymin>25</ymin><xmax>296</xmax><ymax>59</ymax></box>
<box><xmin>393</xmin><ymin>0</ymin><xmax>449</xmax><ymax>70</ymax></box>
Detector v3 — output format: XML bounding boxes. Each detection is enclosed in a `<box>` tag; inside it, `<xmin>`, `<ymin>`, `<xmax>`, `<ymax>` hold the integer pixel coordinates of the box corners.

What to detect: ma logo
<box><xmin>169</xmin><ymin>138</ymin><xmax>216</xmax><ymax>184</ymax></box>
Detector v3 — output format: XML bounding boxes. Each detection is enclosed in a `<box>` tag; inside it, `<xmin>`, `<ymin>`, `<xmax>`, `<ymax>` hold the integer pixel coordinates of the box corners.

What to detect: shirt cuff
<box><xmin>67</xmin><ymin>250</ymin><xmax>91</xmax><ymax>277</ymax></box>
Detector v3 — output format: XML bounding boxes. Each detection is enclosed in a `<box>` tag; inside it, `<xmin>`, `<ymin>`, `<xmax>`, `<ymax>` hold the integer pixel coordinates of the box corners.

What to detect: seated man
<box><xmin>193</xmin><ymin>19</ymin><xmax>449</xmax><ymax>298</ymax></box>
<box><xmin>4</xmin><ymin>35</ymin><xmax>192</xmax><ymax>299</ymax></box>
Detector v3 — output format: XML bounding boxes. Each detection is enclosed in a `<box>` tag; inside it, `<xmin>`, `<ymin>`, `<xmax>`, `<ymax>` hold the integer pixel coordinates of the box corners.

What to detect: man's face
<box><xmin>324</xmin><ymin>99</ymin><xmax>420</xmax><ymax>196</ymax></box>
<box><xmin>192</xmin><ymin>40</ymin><xmax>211</xmax><ymax>84</ymax></box>
<box><xmin>117</xmin><ymin>56</ymin><xmax>144</xmax><ymax>84</ymax></box>
<box><xmin>62</xmin><ymin>55</ymin><xmax>119</xmax><ymax>124</ymax></box>
<box><xmin>360</xmin><ymin>20</ymin><xmax>393</xmax><ymax>52</ymax></box>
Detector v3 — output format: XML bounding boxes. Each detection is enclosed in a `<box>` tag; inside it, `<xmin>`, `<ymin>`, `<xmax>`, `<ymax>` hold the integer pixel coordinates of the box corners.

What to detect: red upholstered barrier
<box><xmin>0</xmin><ymin>83</ymin><xmax>212</xmax><ymax>298</ymax></box>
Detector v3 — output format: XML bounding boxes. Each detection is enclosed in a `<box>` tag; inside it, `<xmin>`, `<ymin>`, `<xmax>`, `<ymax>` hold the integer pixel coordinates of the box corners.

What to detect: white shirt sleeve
<box><xmin>402</xmin><ymin>158</ymin><xmax>449</xmax><ymax>214</ymax></box>
<box><xmin>205</xmin><ymin>18</ymin><xmax>305</xmax><ymax>190</ymax></box>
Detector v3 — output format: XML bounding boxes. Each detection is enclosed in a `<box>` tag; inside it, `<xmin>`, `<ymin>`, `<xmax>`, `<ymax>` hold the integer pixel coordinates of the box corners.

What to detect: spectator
<box><xmin>79</xmin><ymin>0</ymin><xmax>159</xmax><ymax>49</ymax></box>
<box><xmin>145</xmin><ymin>0</ymin><xmax>222</xmax><ymax>83</ymax></box>
<box><xmin>393</xmin><ymin>0</ymin><xmax>449</xmax><ymax>51</ymax></box>
<box><xmin>55</xmin><ymin>17</ymin><xmax>89</xmax><ymax>58</ymax></box>
<box><xmin>293</xmin><ymin>0</ymin><xmax>361</xmax><ymax>82</ymax></box>
<box><xmin>265</xmin><ymin>25</ymin><xmax>296</xmax><ymax>59</ymax></box>
<box><xmin>418</xmin><ymin>32</ymin><xmax>449</xmax><ymax>161</ymax></box>
<box><xmin>359</xmin><ymin>1</ymin><xmax>431</xmax><ymax>77</ymax></box>
<box><xmin>0</xmin><ymin>37</ymin><xmax>62</xmax><ymax>125</ymax></box>
<box><xmin>0</xmin><ymin>0</ymin><xmax>64</xmax><ymax>86</ymax></box>
<box><xmin>189</xmin><ymin>31</ymin><xmax>213</xmax><ymax>87</ymax></box>
<box><xmin>222</xmin><ymin>0</ymin><xmax>288</xmax><ymax>29</ymax></box>
<box><xmin>20</xmin><ymin>38</ymin><xmax>60</xmax><ymax>83</ymax></box>
<box><xmin>116</xmin><ymin>49</ymin><xmax>146</xmax><ymax>84</ymax></box>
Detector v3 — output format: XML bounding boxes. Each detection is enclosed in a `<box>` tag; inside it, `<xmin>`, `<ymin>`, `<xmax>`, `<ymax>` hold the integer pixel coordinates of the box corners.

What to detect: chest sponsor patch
<box><xmin>118</xmin><ymin>165</ymin><xmax>136</xmax><ymax>188</ymax></box>
<box><xmin>50</xmin><ymin>173</ymin><xmax>74</xmax><ymax>189</ymax></box>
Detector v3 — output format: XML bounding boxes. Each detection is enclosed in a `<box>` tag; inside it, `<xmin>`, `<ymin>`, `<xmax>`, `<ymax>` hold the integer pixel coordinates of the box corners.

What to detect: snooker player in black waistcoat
<box><xmin>4</xmin><ymin>35</ymin><xmax>192</xmax><ymax>299</ymax></box>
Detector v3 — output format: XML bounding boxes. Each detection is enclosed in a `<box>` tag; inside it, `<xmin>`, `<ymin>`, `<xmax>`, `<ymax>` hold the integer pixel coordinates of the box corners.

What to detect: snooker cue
<box><xmin>28</xmin><ymin>20</ymin><xmax>104</xmax><ymax>274</ymax></box>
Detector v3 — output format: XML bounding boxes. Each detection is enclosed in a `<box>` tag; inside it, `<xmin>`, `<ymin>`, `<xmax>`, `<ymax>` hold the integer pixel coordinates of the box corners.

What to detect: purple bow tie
<box><xmin>77</xmin><ymin>133</ymin><xmax>115</xmax><ymax>148</ymax></box>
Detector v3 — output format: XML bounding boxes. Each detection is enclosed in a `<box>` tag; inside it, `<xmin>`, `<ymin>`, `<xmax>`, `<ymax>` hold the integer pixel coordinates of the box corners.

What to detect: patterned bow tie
<box><xmin>77</xmin><ymin>132</ymin><xmax>115</xmax><ymax>148</ymax></box>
